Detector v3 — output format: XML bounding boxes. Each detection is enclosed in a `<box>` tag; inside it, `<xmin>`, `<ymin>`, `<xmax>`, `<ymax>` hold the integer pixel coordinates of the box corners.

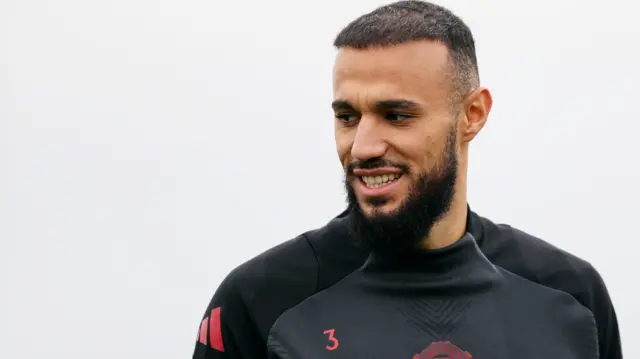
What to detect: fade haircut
<box><xmin>333</xmin><ymin>0</ymin><xmax>479</xmax><ymax>108</ymax></box>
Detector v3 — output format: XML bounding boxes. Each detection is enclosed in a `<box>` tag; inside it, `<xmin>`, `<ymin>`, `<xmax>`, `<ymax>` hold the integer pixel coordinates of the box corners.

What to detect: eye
<box><xmin>335</xmin><ymin>113</ymin><xmax>360</xmax><ymax>123</ymax></box>
<box><xmin>385</xmin><ymin>113</ymin><xmax>413</xmax><ymax>122</ymax></box>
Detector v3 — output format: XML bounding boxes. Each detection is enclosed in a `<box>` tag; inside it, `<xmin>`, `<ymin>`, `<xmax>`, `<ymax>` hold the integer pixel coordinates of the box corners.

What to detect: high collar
<box><xmin>363</xmin><ymin>232</ymin><xmax>485</xmax><ymax>270</ymax></box>
<box><xmin>467</xmin><ymin>204</ymin><xmax>485</xmax><ymax>246</ymax></box>
<box><xmin>354</xmin><ymin>207</ymin><xmax>499</xmax><ymax>296</ymax></box>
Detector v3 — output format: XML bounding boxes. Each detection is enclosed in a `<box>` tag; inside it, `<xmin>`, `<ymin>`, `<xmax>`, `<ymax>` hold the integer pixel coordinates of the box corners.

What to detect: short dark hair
<box><xmin>333</xmin><ymin>0</ymin><xmax>479</xmax><ymax>107</ymax></box>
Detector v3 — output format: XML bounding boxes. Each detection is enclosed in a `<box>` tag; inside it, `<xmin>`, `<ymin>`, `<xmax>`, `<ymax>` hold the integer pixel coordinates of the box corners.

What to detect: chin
<box><xmin>359</xmin><ymin>198</ymin><xmax>402</xmax><ymax>217</ymax></box>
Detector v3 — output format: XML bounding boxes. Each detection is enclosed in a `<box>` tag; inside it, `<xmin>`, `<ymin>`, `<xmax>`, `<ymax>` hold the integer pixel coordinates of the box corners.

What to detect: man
<box><xmin>193</xmin><ymin>1</ymin><xmax>622</xmax><ymax>358</ymax></box>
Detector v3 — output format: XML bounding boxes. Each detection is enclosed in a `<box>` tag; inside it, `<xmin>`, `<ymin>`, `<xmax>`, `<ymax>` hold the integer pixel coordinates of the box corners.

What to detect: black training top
<box><xmin>192</xmin><ymin>208</ymin><xmax>623</xmax><ymax>359</ymax></box>
<box><xmin>269</xmin><ymin>233</ymin><xmax>597</xmax><ymax>358</ymax></box>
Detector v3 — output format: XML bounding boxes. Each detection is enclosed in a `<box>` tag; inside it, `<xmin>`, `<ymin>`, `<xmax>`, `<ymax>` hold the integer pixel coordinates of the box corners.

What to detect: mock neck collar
<box><xmin>353</xmin><ymin>207</ymin><xmax>499</xmax><ymax>296</ymax></box>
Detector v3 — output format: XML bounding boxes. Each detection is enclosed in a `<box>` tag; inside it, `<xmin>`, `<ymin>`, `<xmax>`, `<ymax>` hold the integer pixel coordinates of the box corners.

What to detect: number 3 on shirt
<box><xmin>323</xmin><ymin>329</ymin><xmax>339</xmax><ymax>351</ymax></box>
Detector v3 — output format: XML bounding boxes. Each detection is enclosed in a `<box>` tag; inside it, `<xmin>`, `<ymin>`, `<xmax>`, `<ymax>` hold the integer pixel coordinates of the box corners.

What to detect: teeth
<box><xmin>361</xmin><ymin>174</ymin><xmax>401</xmax><ymax>188</ymax></box>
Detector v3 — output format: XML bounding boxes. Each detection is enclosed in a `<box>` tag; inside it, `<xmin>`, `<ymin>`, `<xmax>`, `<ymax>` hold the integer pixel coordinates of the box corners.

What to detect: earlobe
<box><xmin>462</xmin><ymin>87</ymin><xmax>492</xmax><ymax>142</ymax></box>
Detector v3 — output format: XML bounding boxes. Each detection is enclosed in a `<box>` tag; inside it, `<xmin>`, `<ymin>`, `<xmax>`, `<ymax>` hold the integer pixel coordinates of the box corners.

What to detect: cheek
<box><xmin>422</xmin><ymin>135</ymin><xmax>453</xmax><ymax>171</ymax></box>
<box><xmin>390</xmin><ymin>132</ymin><xmax>434</xmax><ymax>160</ymax></box>
<box><xmin>334</xmin><ymin>129</ymin><xmax>354</xmax><ymax>166</ymax></box>
<box><xmin>423</xmin><ymin>136</ymin><xmax>440</xmax><ymax>161</ymax></box>
<box><xmin>392</xmin><ymin>131</ymin><xmax>443</xmax><ymax>173</ymax></box>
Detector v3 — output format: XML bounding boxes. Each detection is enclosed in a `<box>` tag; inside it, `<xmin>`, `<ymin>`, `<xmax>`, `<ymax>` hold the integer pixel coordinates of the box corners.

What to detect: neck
<box><xmin>420</xmin><ymin>196</ymin><xmax>467</xmax><ymax>250</ymax></box>
<box><xmin>421</xmin><ymin>151</ymin><xmax>469</xmax><ymax>250</ymax></box>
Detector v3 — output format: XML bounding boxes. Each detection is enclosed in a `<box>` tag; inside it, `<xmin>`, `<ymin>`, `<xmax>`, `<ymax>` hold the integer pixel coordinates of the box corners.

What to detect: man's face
<box><xmin>333</xmin><ymin>40</ymin><xmax>460</xmax><ymax>252</ymax></box>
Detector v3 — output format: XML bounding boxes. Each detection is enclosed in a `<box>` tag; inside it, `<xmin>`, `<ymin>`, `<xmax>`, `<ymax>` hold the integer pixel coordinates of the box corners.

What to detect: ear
<box><xmin>460</xmin><ymin>87</ymin><xmax>492</xmax><ymax>143</ymax></box>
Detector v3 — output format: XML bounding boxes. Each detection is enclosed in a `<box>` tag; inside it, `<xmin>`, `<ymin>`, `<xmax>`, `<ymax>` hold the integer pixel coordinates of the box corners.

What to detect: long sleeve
<box><xmin>191</xmin><ymin>270</ymin><xmax>266</xmax><ymax>359</ymax></box>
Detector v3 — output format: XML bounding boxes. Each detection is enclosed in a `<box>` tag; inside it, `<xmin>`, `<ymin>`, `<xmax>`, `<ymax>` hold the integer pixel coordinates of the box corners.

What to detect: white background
<box><xmin>1</xmin><ymin>0</ymin><xmax>638</xmax><ymax>357</ymax></box>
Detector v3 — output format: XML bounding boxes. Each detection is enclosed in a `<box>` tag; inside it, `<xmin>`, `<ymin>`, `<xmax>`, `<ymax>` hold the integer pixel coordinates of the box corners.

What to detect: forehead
<box><xmin>333</xmin><ymin>40</ymin><xmax>450</xmax><ymax>106</ymax></box>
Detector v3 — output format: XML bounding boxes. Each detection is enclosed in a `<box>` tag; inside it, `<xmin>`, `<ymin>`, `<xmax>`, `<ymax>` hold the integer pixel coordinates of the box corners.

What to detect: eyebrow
<box><xmin>331</xmin><ymin>99</ymin><xmax>424</xmax><ymax>111</ymax></box>
<box><xmin>331</xmin><ymin>100</ymin><xmax>355</xmax><ymax>111</ymax></box>
<box><xmin>375</xmin><ymin>100</ymin><xmax>423</xmax><ymax>111</ymax></box>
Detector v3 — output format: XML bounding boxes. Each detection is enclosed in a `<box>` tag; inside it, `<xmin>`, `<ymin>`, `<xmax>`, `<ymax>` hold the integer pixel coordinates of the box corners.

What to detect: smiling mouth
<box><xmin>360</xmin><ymin>174</ymin><xmax>403</xmax><ymax>188</ymax></box>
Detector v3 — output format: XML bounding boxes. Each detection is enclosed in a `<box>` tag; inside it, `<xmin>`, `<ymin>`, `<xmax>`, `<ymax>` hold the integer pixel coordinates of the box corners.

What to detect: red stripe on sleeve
<box><xmin>209</xmin><ymin>307</ymin><xmax>225</xmax><ymax>352</ymax></box>
<box><xmin>198</xmin><ymin>317</ymin><xmax>209</xmax><ymax>345</ymax></box>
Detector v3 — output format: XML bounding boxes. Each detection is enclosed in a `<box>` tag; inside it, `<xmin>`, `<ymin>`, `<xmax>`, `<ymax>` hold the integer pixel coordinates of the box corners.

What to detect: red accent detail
<box><xmin>198</xmin><ymin>317</ymin><xmax>209</xmax><ymax>345</ymax></box>
<box><xmin>209</xmin><ymin>307</ymin><xmax>225</xmax><ymax>352</ymax></box>
<box><xmin>323</xmin><ymin>328</ymin><xmax>339</xmax><ymax>351</ymax></box>
<box><xmin>415</xmin><ymin>341</ymin><xmax>472</xmax><ymax>359</ymax></box>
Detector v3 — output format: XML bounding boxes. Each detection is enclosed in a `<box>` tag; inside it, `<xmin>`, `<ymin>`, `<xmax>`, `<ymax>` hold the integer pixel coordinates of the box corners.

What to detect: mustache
<box><xmin>346</xmin><ymin>158</ymin><xmax>410</xmax><ymax>175</ymax></box>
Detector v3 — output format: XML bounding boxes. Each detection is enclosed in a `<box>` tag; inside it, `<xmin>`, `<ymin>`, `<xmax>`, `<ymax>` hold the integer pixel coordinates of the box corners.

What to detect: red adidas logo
<box><xmin>197</xmin><ymin>307</ymin><xmax>225</xmax><ymax>352</ymax></box>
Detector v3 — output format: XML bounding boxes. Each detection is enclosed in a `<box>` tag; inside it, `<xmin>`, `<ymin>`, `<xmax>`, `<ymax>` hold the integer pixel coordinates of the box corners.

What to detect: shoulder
<box><xmin>478</xmin><ymin>213</ymin><xmax>606</xmax><ymax>302</ymax></box>
<box><xmin>495</xmin><ymin>268</ymin><xmax>599</xmax><ymax>358</ymax></box>
<box><xmin>208</xmin><ymin>212</ymin><xmax>368</xmax><ymax>337</ymax></box>
<box><xmin>514</xmin><ymin>225</ymin><xmax>595</xmax><ymax>278</ymax></box>
<box><xmin>192</xmin><ymin>233</ymin><xmax>319</xmax><ymax>357</ymax></box>
<box><xmin>212</xmin><ymin>232</ymin><xmax>320</xmax><ymax>334</ymax></box>
<box><xmin>496</xmin><ymin>266</ymin><xmax>596</xmax><ymax>323</ymax></box>
<box><xmin>221</xmin><ymin>211</ymin><xmax>367</xmax><ymax>304</ymax></box>
<box><xmin>227</xmin><ymin>232</ymin><xmax>319</xmax><ymax>295</ymax></box>
<box><xmin>476</xmin><ymin>212</ymin><xmax>620</xmax><ymax>359</ymax></box>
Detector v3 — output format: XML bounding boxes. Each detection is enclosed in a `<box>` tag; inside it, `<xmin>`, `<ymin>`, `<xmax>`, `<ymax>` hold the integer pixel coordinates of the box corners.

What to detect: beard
<box><xmin>344</xmin><ymin>129</ymin><xmax>458</xmax><ymax>254</ymax></box>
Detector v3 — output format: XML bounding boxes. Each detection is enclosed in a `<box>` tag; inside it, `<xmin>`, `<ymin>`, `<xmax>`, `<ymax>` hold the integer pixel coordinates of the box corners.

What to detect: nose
<box><xmin>350</xmin><ymin>117</ymin><xmax>388</xmax><ymax>161</ymax></box>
